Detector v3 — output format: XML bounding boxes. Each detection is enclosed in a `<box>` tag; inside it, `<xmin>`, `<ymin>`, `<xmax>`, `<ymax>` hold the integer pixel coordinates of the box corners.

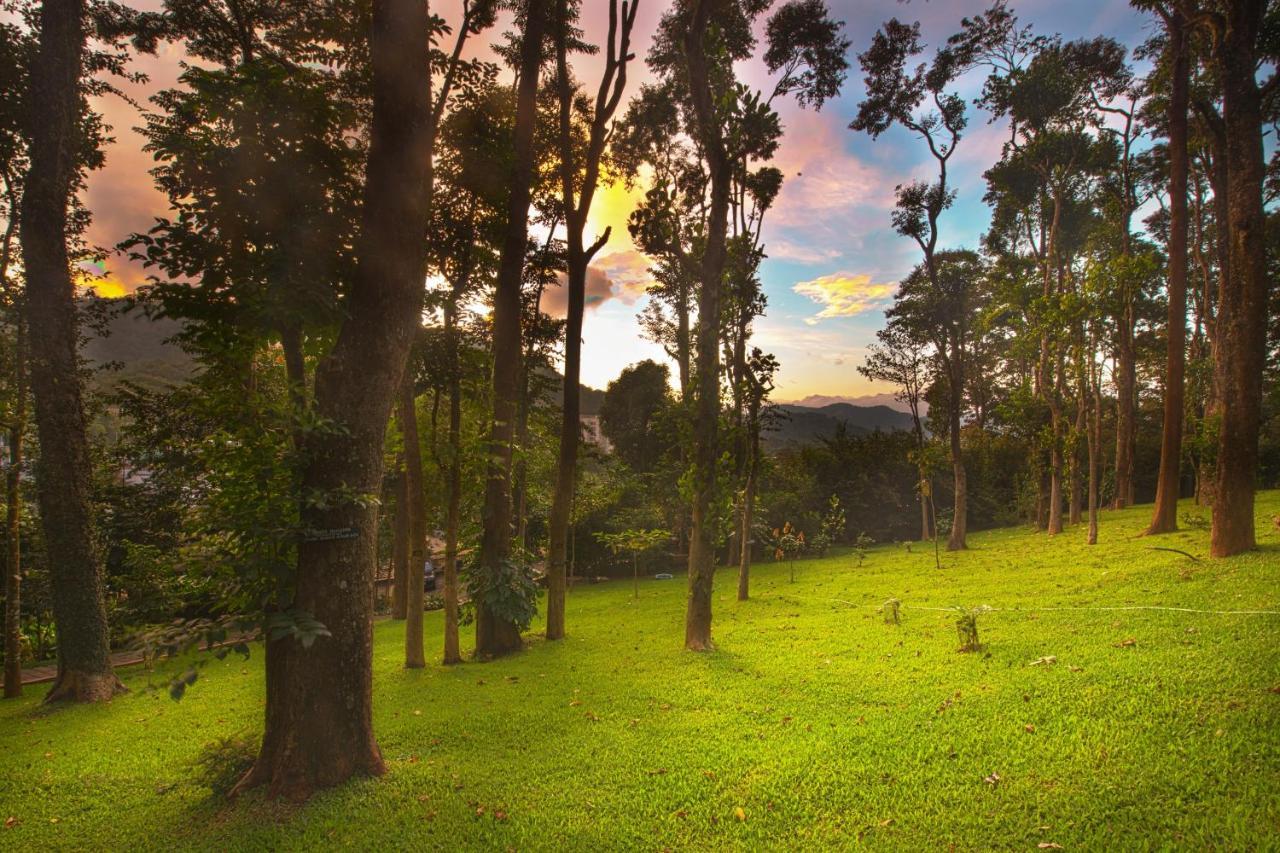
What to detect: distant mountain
<box><xmin>81</xmin><ymin>299</ymin><xmax>194</xmax><ymax>391</ymax></box>
<box><xmin>763</xmin><ymin>402</ymin><xmax>916</xmax><ymax>450</ymax></box>
<box><xmin>779</xmin><ymin>392</ymin><xmax>926</xmax><ymax>414</ymax></box>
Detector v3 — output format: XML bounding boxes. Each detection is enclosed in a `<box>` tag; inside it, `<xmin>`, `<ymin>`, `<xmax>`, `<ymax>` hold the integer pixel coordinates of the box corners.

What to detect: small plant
<box><xmin>1181</xmin><ymin>510</ymin><xmax>1210</xmax><ymax>530</ymax></box>
<box><xmin>881</xmin><ymin>597</ymin><xmax>901</xmax><ymax>625</ymax></box>
<box><xmin>852</xmin><ymin>532</ymin><xmax>874</xmax><ymax>567</ymax></box>
<box><xmin>770</xmin><ymin>522</ymin><xmax>805</xmax><ymax>582</ymax></box>
<box><xmin>808</xmin><ymin>531</ymin><xmax>832</xmax><ymax>557</ymax></box>
<box><xmin>951</xmin><ymin>604</ymin><xmax>991</xmax><ymax>653</ymax></box>
<box><xmin>820</xmin><ymin>494</ymin><xmax>846</xmax><ymax>544</ymax></box>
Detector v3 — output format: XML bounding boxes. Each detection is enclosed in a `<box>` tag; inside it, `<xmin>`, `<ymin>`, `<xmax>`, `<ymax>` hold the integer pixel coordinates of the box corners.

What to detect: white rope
<box><xmin>790</xmin><ymin>596</ymin><xmax>1280</xmax><ymax>617</ymax></box>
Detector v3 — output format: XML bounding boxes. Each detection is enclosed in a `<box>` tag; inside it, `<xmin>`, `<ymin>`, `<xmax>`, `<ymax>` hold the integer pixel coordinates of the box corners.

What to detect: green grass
<box><xmin>3</xmin><ymin>495</ymin><xmax>1279</xmax><ymax>851</ymax></box>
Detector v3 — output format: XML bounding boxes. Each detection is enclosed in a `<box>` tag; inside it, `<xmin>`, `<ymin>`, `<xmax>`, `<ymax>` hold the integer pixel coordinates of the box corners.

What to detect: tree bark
<box><xmin>442</xmin><ymin>302</ymin><xmax>462</xmax><ymax>664</ymax></box>
<box><xmin>475</xmin><ymin>0</ymin><xmax>548</xmax><ymax>658</ymax></box>
<box><xmin>235</xmin><ymin>0</ymin><xmax>433</xmax><ymax>800</ymax></box>
<box><xmin>683</xmin><ymin>0</ymin><xmax>731</xmax><ymax>650</ymax></box>
<box><xmin>21</xmin><ymin>0</ymin><xmax>122</xmax><ymax>703</ymax></box>
<box><xmin>1147</xmin><ymin>9</ymin><xmax>1189</xmax><ymax>536</ymax></box>
<box><xmin>736</xmin><ymin>399</ymin><xmax>759</xmax><ymax>601</ymax></box>
<box><xmin>1210</xmin><ymin>0</ymin><xmax>1269</xmax><ymax>557</ymax></box>
<box><xmin>3</xmin><ymin>316</ymin><xmax>25</xmax><ymax>698</ymax></box>
<box><xmin>399</xmin><ymin>378</ymin><xmax>426</xmax><ymax>668</ymax></box>
<box><xmin>945</xmin><ymin>352</ymin><xmax>967</xmax><ymax>550</ymax></box>
<box><xmin>390</xmin><ymin>460</ymin><xmax>408</xmax><ymax>619</ymax></box>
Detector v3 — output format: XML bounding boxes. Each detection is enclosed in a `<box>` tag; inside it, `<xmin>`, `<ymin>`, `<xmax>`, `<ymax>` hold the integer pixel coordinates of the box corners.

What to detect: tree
<box><xmin>859</xmin><ymin>323</ymin><xmax>933</xmax><ymax>541</ymax></box>
<box><xmin>474</xmin><ymin>0</ymin><xmax>550</xmax><ymax>659</ymax></box>
<box><xmin>885</xmin><ymin>251</ymin><xmax>988</xmax><ymax>549</ymax></box>
<box><xmin>667</xmin><ymin>0</ymin><xmax>847</xmax><ymax>651</ymax></box>
<box><xmin>598</xmin><ymin>360</ymin><xmax>672</xmax><ymax>473</ymax></box>
<box><xmin>545</xmin><ymin>0</ymin><xmax>638</xmax><ymax>642</ymax></box>
<box><xmin>234</xmin><ymin>0</ymin><xmax>434</xmax><ymax>800</ymax></box>
<box><xmin>1206</xmin><ymin>0</ymin><xmax>1272</xmax><ymax>557</ymax></box>
<box><xmin>20</xmin><ymin>0</ymin><xmax>122</xmax><ymax>703</ymax></box>
<box><xmin>736</xmin><ymin>348</ymin><xmax>777</xmax><ymax>600</ymax></box>
<box><xmin>1145</xmin><ymin>2</ymin><xmax>1190</xmax><ymax>536</ymax></box>
<box><xmin>850</xmin><ymin>11</ymin><xmax>1004</xmax><ymax>550</ymax></box>
<box><xmin>596</xmin><ymin>528</ymin><xmax>668</xmax><ymax>598</ymax></box>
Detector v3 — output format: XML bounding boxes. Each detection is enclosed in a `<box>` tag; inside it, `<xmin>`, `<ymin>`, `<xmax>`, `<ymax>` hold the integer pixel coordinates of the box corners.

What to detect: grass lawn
<box><xmin>2</xmin><ymin>494</ymin><xmax>1279</xmax><ymax>851</ymax></box>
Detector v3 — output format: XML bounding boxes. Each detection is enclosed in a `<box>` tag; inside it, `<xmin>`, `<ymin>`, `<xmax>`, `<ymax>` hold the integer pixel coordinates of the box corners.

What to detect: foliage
<box><xmin>464</xmin><ymin>557</ymin><xmax>538</xmax><ymax>633</ymax></box>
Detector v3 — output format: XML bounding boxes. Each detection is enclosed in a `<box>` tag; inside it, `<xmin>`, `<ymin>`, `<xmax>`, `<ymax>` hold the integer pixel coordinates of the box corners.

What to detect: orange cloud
<box><xmin>792</xmin><ymin>273</ymin><xmax>895</xmax><ymax>323</ymax></box>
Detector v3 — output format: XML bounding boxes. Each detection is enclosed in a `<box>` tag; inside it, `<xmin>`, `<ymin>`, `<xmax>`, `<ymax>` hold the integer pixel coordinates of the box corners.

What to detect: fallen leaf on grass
<box><xmin>647</xmin><ymin>768</ymin><xmax>668</xmax><ymax>776</ymax></box>
<box><xmin>1114</xmin><ymin>637</ymin><xmax>1137</xmax><ymax>648</ymax></box>
<box><xmin>1038</xmin><ymin>844</ymin><xmax>1064</xmax><ymax>850</ymax></box>
<box><xmin>568</xmin><ymin>699</ymin><xmax>581</xmax><ymax>707</ymax></box>
<box><xmin>983</xmin><ymin>772</ymin><xmax>1001</xmax><ymax>786</ymax></box>
<box><xmin>733</xmin><ymin>807</ymin><xmax>746</xmax><ymax>822</ymax></box>
<box><xmin>1068</xmin><ymin>666</ymin><xmax>1084</xmax><ymax>673</ymax></box>
<box><xmin>1024</xmin><ymin>724</ymin><xmax>1036</xmax><ymax>734</ymax></box>
<box><xmin>1029</xmin><ymin>656</ymin><xmax>1057</xmax><ymax>667</ymax></box>
<box><xmin>879</xmin><ymin>818</ymin><xmax>894</xmax><ymax>827</ymax></box>
<box><xmin>3</xmin><ymin>817</ymin><xmax>17</xmax><ymax>829</ymax></box>
<box><xmin>583</xmin><ymin>711</ymin><xmax>600</xmax><ymax>722</ymax></box>
<box><xmin>493</xmin><ymin>810</ymin><xmax>508</xmax><ymax>821</ymax></box>
<box><xmin>1268</xmin><ymin>684</ymin><xmax>1280</xmax><ymax>694</ymax></box>
<box><xmin>412</xmin><ymin>709</ymin><xmax>422</xmax><ymax>716</ymax></box>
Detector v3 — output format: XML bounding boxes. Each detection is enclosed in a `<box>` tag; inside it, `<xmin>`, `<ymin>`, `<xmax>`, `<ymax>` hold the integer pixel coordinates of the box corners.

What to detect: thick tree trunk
<box><xmin>1210</xmin><ymin>0</ymin><xmax>1268</xmax><ymax>557</ymax></box>
<box><xmin>1147</xmin><ymin>11</ymin><xmax>1189</xmax><ymax>537</ymax></box>
<box><xmin>683</xmin><ymin>0</ymin><xmax>730</xmax><ymax>651</ymax></box>
<box><xmin>390</xmin><ymin>461</ymin><xmax>408</xmax><ymax>619</ymax></box>
<box><xmin>21</xmin><ymin>0</ymin><xmax>122</xmax><ymax>703</ymax></box>
<box><xmin>3</xmin><ymin>317</ymin><xmax>24</xmax><ymax>698</ymax></box>
<box><xmin>399</xmin><ymin>379</ymin><xmax>426</xmax><ymax>668</ymax></box>
<box><xmin>235</xmin><ymin>0</ymin><xmax>433</xmax><ymax>800</ymax></box>
<box><xmin>475</xmin><ymin>0</ymin><xmax>548</xmax><ymax>658</ymax></box>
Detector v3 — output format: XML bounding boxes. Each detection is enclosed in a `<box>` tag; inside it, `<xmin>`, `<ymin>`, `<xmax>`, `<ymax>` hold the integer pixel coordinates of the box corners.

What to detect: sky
<box><xmin>79</xmin><ymin>0</ymin><xmax>1159</xmax><ymax>404</ymax></box>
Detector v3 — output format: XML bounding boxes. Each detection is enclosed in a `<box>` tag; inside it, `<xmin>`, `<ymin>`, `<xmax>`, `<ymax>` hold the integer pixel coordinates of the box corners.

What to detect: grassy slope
<box><xmin>2</xmin><ymin>495</ymin><xmax>1278</xmax><ymax>851</ymax></box>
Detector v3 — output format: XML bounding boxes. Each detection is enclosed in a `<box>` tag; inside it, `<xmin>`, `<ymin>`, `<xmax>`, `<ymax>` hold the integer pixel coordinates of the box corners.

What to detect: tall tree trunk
<box><xmin>399</xmin><ymin>378</ymin><xmax>426</xmax><ymax>668</ymax></box>
<box><xmin>546</xmin><ymin>0</ymin><xmax>632</xmax><ymax>639</ymax></box>
<box><xmin>3</xmin><ymin>317</ymin><xmax>25</xmax><ymax>698</ymax></box>
<box><xmin>234</xmin><ymin>0</ymin><xmax>433</xmax><ymax>800</ymax></box>
<box><xmin>736</xmin><ymin>401</ymin><xmax>759</xmax><ymax>601</ymax></box>
<box><xmin>21</xmin><ymin>0</ymin><xmax>121</xmax><ymax>703</ymax></box>
<box><xmin>1087</xmin><ymin>347</ymin><xmax>1102</xmax><ymax>545</ymax></box>
<box><xmin>1068</xmin><ymin>387</ymin><xmax>1085</xmax><ymax>526</ymax></box>
<box><xmin>390</xmin><ymin>460</ymin><xmax>408</xmax><ymax>619</ymax></box>
<box><xmin>546</xmin><ymin>245</ymin><xmax>583</xmax><ymax>641</ymax></box>
<box><xmin>475</xmin><ymin>0</ymin><xmax>548</xmax><ymax>658</ymax></box>
<box><xmin>1210</xmin><ymin>0</ymin><xmax>1269</xmax><ymax>557</ymax></box>
<box><xmin>1113</xmin><ymin>324</ymin><xmax>1137</xmax><ymax>508</ymax></box>
<box><xmin>1147</xmin><ymin>10</ymin><xmax>1190</xmax><ymax>536</ymax></box>
<box><xmin>683</xmin><ymin>0</ymin><xmax>731</xmax><ymax>651</ymax></box>
<box><xmin>946</xmin><ymin>355</ymin><xmax>967</xmax><ymax>550</ymax></box>
<box><xmin>442</xmin><ymin>303</ymin><xmax>462</xmax><ymax>664</ymax></box>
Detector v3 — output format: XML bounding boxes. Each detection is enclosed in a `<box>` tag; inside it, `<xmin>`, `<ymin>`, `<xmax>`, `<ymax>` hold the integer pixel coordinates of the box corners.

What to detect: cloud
<box><xmin>541</xmin><ymin>261</ymin><xmax>650</xmax><ymax>319</ymax></box>
<box><xmin>792</xmin><ymin>273</ymin><xmax>896</xmax><ymax>323</ymax></box>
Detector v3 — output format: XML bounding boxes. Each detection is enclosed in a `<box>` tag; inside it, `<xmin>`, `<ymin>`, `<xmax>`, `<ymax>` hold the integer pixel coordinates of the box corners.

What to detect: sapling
<box><xmin>853</xmin><ymin>532</ymin><xmax>874</xmax><ymax>567</ymax></box>
<box><xmin>951</xmin><ymin>604</ymin><xmax>991</xmax><ymax>652</ymax></box>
